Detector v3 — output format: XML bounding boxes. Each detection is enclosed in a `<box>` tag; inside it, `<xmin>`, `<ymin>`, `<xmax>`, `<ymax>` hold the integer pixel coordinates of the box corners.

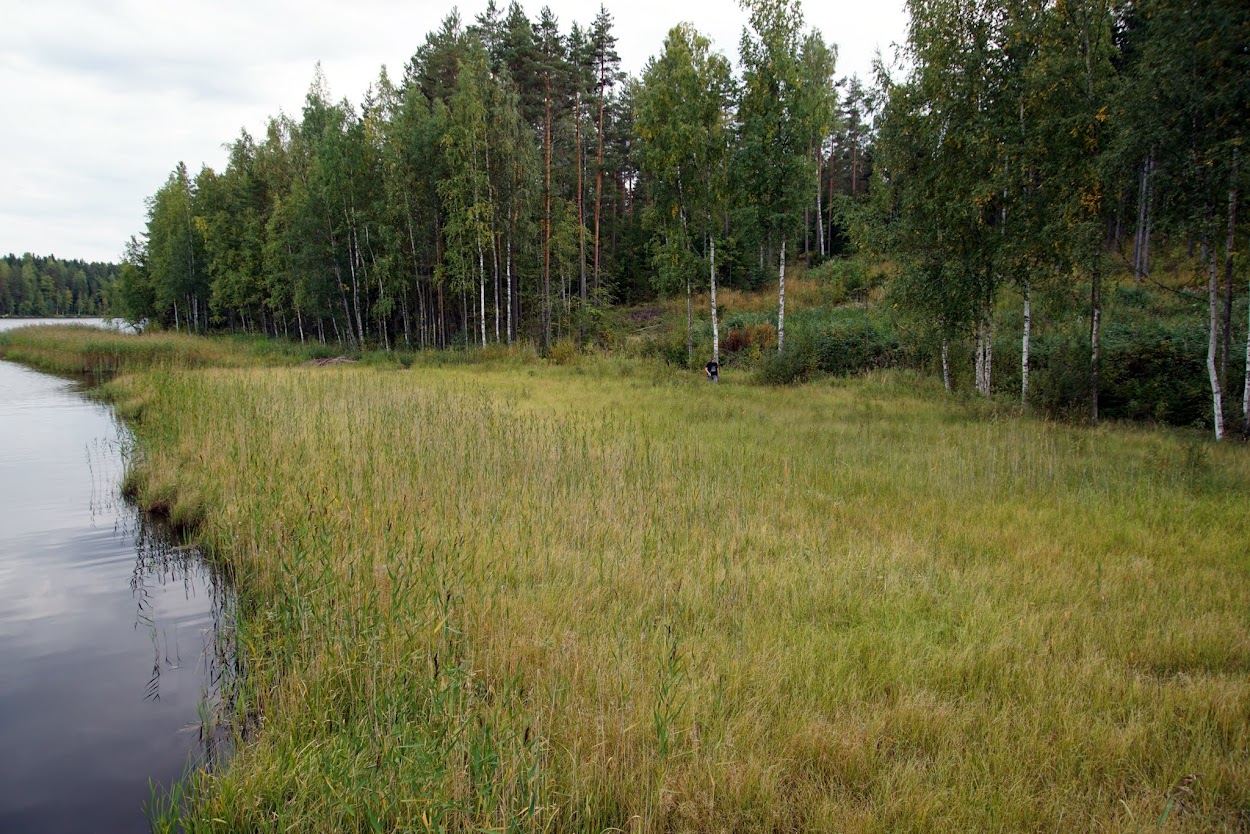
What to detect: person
<box><xmin>704</xmin><ymin>358</ymin><xmax>719</xmax><ymax>382</ymax></box>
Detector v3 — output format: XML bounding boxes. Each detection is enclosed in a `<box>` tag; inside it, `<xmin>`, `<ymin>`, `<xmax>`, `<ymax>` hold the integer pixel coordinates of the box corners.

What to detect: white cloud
<box><xmin>1</xmin><ymin>0</ymin><xmax>906</xmax><ymax>263</ymax></box>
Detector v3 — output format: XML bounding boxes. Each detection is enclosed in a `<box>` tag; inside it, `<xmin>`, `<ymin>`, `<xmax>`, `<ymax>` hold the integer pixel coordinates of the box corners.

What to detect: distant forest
<box><xmin>0</xmin><ymin>254</ymin><xmax>119</xmax><ymax>317</ymax></box>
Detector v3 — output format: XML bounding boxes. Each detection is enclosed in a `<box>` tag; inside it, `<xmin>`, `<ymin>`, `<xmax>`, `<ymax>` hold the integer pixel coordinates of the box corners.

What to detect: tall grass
<box><xmin>0</xmin><ymin>325</ymin><xmax>282</xmax><ymax>376</ymax></box>
<box><xmin>15</xmin><ymin>327</ymin><xmax>1250</xmax><ymax>831</ymax></box>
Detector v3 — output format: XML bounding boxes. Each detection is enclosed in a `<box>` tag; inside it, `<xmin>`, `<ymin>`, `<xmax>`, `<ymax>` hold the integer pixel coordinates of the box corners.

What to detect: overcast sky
<box><xmin>1</xmin><ymin>0</ymin><xmax>908</xmax><ymax>264</ymax></box>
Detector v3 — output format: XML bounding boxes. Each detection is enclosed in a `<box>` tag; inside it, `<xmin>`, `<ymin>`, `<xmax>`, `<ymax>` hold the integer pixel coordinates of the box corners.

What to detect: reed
<box><xmin>10</xmin><ymin>328</ymin><xmax>1250</xmax><ymax>831</ymax></box>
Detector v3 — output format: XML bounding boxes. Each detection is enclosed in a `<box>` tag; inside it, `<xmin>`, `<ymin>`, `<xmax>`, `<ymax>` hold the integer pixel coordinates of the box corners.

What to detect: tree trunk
<box><xmin>686</xmin><ymin>275</ymin><xmax>693</xmax><ymax>365</ymax></box>
<box><xmin>478</xmin><ymin>240</ymin><xmax>487</xmax><ymax>348</ymax></box>
<box><xmin>1243</xmin><ymin>264</ymin><xmax>1249</xmax><ymax>437</ymax></box>
<box><xmin>1205</xmin><ymin>229</ymin><xmax>1225</xmax><ymax>440</ymax></box>
<box><xmin>777</xmin><ymin>237</ymin><xmax>787</xmax><ymax>352</ymax></box>
<box><xmin>576</xmin><ymin>91</ymin><xmax>587</xmax><ymax>311</ymax></box>
<box><xmin>816</xmin><ymin>151</ymin><xmax>825</xmax><ymax>259</ymax></box>
<box><xmin>506</xmin><ymin>229</ymin><xmax>513</xmax><ymax>345</ymax></box>
<box><xmin>1090</xmin><ymin>262</ymin><xmax>1101</xmax><ymax>423</ymax></box>
<box><xmin>941</xmin><ymin>338</ymin><xmax>952</xmax><ymax>392</ymax></box>
<box><xmin>1021</xmin><ymin>278</ymin><xmax>1031</xmax><ymax>408</ymax></box>
<box><xmin>594</xmin><ymin>68</ymin><xmax>606</xmax><ymax>293</ymax></box>
<box><xmin>1222</xmin><ymin>159</ymin><xmax>1237</xmax><ymax>389</ymax></box>
<box><xmin>710</xmin><ymin>234</ymin><xmax>719</xmax><ymax>364</ymax></box>
<box><xmin>543</xmin><ymin>77</ymin><xmax>553</xmax><ymax>350</ymax></box>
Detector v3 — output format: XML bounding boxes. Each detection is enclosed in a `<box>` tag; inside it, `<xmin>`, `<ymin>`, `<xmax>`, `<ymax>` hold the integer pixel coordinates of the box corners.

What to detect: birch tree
<box><xmin>739</xmin><ymin>0</ymin><xmax>810</xmax><ymax>352</ymax></box>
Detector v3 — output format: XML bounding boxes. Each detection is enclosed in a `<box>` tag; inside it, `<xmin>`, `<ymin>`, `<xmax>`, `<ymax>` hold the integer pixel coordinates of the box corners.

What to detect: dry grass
<box><xmin>12</xmin><ymin>328</ymin><xmax>1248</xmax><ymax>832</ymax></box>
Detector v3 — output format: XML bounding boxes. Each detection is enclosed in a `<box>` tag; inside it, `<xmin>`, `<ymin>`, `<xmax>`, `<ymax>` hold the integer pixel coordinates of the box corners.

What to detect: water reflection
<box><xmin>0</xmin><ymin>359</ymin><xmax>235</xmax><ymax>833</ymax></box>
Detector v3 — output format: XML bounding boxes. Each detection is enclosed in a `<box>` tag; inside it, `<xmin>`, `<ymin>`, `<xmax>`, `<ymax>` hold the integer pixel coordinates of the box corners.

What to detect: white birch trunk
<box><xmin>777</xmin><ymin>237</ymin><xmax>787</xmax><ymax>352</ymax></box>
<box><xmin>478</xmin><ymin>241</ymin><xmax>487</xmax><ymax>348</ymax></box>
<box><xmin>1021</xmin><ymin>279</ymin><xmax>1031</xmax><ymax>408</ymax></box>
<box><xmin>941</xmin><ymin>339</ymin><xmax>952</xmax><ymax>392</ymax></box>
<box><xmin>685</xmin><ymin>277</ymin><xmax>695</xmax><ymax>365</ymax></box>
<box><xmin>816</xmin><ymin>157</ymin><xmax>825</xmax><ymax>258</ymax></box>
<box><xmin>1243</xmin><ymin>273</ymin><xmax>1249</xmax><ymax>436</ymax></box>
<box><xmin>975</xmin><ymin>326</ymin><xmax>985</xmax><ymax>396</ymax></box>
<box><xmin>985</xmin><ymin>315</ymin><xmax>992</xmax><ymax>396</ymax></box>
<box><xmin>506</xmin><ymin>231</ymin><xmax>513</xmax><ymax>345</ymax></box>
<box><xmin>1206</xmin><ymin>239</ymin><xmax>1225</xmax><ymax>440</ymax></box>
<box><xmin>710</xmin><ymin>235</ymin><xmax>719</xmax><ymax>364</ymax></box>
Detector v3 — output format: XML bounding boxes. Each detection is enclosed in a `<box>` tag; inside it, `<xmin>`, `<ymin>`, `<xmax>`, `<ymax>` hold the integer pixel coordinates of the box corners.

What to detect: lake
<box><xmin>0</xmin><ymin>319</ymin><xmax>228</xmax><ymax>832</ymax></box>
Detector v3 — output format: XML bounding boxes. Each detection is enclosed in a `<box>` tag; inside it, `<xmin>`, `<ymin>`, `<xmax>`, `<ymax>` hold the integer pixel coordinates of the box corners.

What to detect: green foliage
<box><xmin>0</xmin><ymin>253</ymin><xmax>120</xmax><ymax>317</ymax></box>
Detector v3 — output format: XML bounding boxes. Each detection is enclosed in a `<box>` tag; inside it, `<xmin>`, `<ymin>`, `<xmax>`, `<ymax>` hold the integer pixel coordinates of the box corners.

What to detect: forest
<box><xmin>117</xmin><ymin>0</ymin><xmax>1249</xmax><ymax>439</ymax></box>
<box><xmin>0</xmin><ymin>253</ymin><xmax>119</xmax><ymax>317</ymax></box>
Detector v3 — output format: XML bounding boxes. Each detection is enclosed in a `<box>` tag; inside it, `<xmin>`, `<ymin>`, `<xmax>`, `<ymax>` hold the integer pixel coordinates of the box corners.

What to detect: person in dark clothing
<box><xmin>704</xmin><ymin>359</ymin><xmax>719</xmax><ymax>382</ymax></box>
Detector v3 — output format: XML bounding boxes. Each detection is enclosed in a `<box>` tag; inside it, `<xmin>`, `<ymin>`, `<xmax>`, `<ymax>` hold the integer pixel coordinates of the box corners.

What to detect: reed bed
<box><xmin>28</xmin><ymin>336</ymin><xmax>1250</xmax><ymax>831</ymax></box>
<box><xmin>105</xmin><ymin>360</ymin><xmax>1250</xmax><ymax>834</ymax></box>
<box><xmin>0</xmin><ymin>324</ymin><xmax>300</xmax><ymax>376</ymax></box>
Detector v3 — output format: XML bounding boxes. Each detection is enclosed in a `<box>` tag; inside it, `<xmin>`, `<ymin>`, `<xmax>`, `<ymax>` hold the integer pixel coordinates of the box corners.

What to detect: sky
<box><xmin>1</xmin><ymin>0</ymin><xmax>908</xmax><ymax>264</ymax></box>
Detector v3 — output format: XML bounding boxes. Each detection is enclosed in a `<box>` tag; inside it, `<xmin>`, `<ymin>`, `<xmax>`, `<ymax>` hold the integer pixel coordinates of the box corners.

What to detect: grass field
<box><xmin>3</xmin><ymin>326</ymin><xmax>1249</xmax><ymax>832</ymax></box>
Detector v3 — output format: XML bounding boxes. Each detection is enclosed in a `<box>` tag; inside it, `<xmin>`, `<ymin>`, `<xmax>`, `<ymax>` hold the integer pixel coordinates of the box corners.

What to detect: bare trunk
<box><xmin>941</xmin><ymin>338</ymin><xmax>952</xmax><ymax>392</ymax></box>
<box><xmin>1090</xmin><ymin>263</ymin><xmax>1101</xmax><ymax>423</ymax></box>
<box><xmin>686</xmin><ymin>276</ymin><xmax>693</xmax><ymax>365</ymax></box>
<box><xmin>777</xmin><ymin>237</ymin><xmax>787</xmax><ymax>352</ymax></box>
<box><xmin>493</xmin><ymin>234</ymin><xmax>500</xmax><ymax>344</ymax></box>
<box><xmin>594</xmin><ymin>68</ymin><xmax>606</xmax><ymax>291</ymax></box>
<box><xmin>478</xmin><ymin>240</ymin><xmax>487</xmax><ymax>348</ymax></box>
<box><xmin>1021</xmin><ymin>278</ymin><xmax>1031</xmax><ymax>408</ymax></box>
<box><xmin>1205</xmin><ymin>229</ymin><xmax>1225</xmax><ymax>440</ymax></box>
<box><xmin>506</xmin><ymin>230</ymin><xmax>513</xmax><ymax>345</ymax></box>
<box><xmin>543</xmin><ymin>78</ymin><xmax>553</xmax><ymax>349</ymax></box>
<box><xmin>975</xmin><ymin>325</ymin><xmax>985</xmax><ymax>395</ymax></box>
<box><xmin>710</xmin><ymin>234</ymin><xmax>719</xmax><ymax>363</ymax></box>
<box><xmin>576</xmin><ymin>91</ymin><xmax>587</xmax><ymax>309</ymax></box>
<box><xmin>816</xmin><ymin>152</ymin><xmax>825</xmax><ymax>258</ymax></box>
<box><xmin>1244</xmin><ymin>266</ymin><xmax>1250</xmax><ymax>437</ymax></box>
<box><xmin>1222</xmin><ymin>159</ymin><xmax>1237</xmax><ymax>388</ymax></box>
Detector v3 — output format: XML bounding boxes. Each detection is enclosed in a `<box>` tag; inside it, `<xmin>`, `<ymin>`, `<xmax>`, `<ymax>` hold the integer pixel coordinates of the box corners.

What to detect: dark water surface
<box><xmin>0</xmin><ymin>327</ymin><xmax>227</xmax><ymax>832</ymax></box>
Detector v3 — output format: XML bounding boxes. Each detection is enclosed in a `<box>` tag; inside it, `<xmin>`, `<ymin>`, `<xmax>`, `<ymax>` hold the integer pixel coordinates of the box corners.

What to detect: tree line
<box><xmin>118</xmin><ymin>0</ymin><xmax>860</xmax><ymax>355</ymax></box>
<box><xmin>0</xmin><ymin>253</ymin><xmax>119</xmax><ymax>317</ymax></box>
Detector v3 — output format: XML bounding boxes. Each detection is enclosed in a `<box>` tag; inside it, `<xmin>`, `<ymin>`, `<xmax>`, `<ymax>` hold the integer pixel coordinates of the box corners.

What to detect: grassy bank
<box><xmin>7</xmin><ymin>328</ymin><xmax>1250</xmax><ymax>831</ymax></box>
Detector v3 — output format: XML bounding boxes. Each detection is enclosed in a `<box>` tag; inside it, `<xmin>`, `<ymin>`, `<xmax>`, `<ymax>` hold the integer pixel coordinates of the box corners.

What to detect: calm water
<box><xmin>0</xmin><ymin>319</ymin><xmax>227</xmax><ymax>832</ymax></box>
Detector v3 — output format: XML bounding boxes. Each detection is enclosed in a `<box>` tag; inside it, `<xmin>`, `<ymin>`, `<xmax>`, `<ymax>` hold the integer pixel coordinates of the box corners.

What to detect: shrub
<box><xmin>811</xmin><ymin>316</ymin><xmax>901</xmax><ymax>376</ymax></box>
<box><xmin>548</xmin><ymin>338</ymin><xmax>579</xmax><ymax>366</ymax></box>
<box><xmin>753</xmin><ymin>340</ymin><xmax>817</xmax><ymax>385</ymax></box>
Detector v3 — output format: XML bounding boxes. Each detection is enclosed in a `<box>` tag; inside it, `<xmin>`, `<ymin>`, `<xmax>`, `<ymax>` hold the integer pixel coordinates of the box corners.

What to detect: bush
<box><xmin>547</xmin><ymin>338</ymin><xmax>579</xmax><ymax>366</ymax></box>
<box><xmin>753</xmin><ymin>340</ymin><xmax>817</xmax><ymax>385</ymax></box>
<box><xmin>811</xmin><ymin>316</ymin><xmax>902</xmax><ymax>376</ymax></box>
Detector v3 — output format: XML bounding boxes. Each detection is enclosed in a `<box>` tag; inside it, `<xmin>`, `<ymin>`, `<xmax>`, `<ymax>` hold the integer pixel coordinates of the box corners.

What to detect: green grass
<box><xmin>8</xmin><ymin>327</ymin><xmax>1250</xmax><ymax>831</ymax></box>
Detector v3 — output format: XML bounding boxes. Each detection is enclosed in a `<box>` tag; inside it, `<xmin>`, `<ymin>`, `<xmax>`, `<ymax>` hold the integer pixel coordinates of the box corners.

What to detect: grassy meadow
<box><xmin>3</xmin><ymin>325</ymin><xmax>1249</xmax><ymax>832</ymax></box>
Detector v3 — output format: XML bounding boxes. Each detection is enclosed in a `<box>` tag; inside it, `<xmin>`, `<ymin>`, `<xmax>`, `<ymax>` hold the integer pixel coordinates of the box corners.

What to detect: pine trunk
<box><xmin>576</xmin><ymin>91</ymin><xmax>587</xmax><ymax>309</ymax></box>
